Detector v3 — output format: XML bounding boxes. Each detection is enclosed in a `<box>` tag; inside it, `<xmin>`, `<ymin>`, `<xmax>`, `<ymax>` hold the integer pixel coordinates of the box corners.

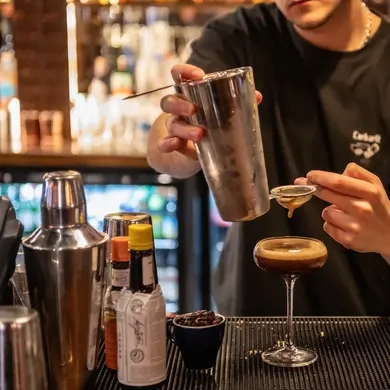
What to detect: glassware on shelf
<box><xmin>39</xmin><ymin>110</ymin><xmax>64</xmax><ymax>152</ymax></box>
<box><xmin>20</xmin><ymin>110</ymin><xmax>40</xmax><ymax>150</ymax></box>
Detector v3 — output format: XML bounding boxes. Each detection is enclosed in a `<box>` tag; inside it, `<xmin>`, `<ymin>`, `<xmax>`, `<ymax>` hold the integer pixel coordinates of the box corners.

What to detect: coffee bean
<box><xmin>175</xmin><ymin>310</ymin><xmax>222</xmax><ymax>327</ymax></box>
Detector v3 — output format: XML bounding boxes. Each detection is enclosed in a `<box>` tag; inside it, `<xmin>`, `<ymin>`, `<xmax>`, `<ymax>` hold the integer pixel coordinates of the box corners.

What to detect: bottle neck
<box><xmin>129</xmin><ymin>248</ymin><xmax>156</xmax><ymax>294</ymax></box>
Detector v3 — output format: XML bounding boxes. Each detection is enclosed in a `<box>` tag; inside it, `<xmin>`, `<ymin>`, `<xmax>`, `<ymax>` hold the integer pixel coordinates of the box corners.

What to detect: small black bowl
<box><xmin>167</xmin><ymin>313</ymin><xmax>226</xmax><ymax>370</ymax></box>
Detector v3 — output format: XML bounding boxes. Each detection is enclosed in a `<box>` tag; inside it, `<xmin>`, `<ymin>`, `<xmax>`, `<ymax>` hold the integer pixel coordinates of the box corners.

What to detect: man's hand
<box><xmin>295</xmin><ymin>163</ymin><xmax>390</xmax><ymax>260</ymax></box>
<box><xmin>158</xmin><ymin>64</ymin><xmax>262</xmax><ymax>160</ymax></box>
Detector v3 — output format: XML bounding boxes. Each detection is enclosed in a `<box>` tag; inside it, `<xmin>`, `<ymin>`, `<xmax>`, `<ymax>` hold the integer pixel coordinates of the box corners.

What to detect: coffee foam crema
<box><xmin>256</xmin><ymin>237</ymin><xmax>327</xmax><ymax>261</ymax></box>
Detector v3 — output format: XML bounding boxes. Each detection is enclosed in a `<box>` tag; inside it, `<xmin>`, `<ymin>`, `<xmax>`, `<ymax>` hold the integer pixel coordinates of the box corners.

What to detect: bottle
<box><xmin>129</xmin><ymin>224</ymin><xmax>158</xmax><ymax>294</ymax></box>
<box><xmin>104</xmin><ymin>236</ymin><xmax>130</xmax><ymax>370</ymax></box>
<box><xmin>117</xmin><ymin>224</ymin><xmax>167</xmax><ymax>387</ymax></box>
<box><xmin>88</xmin><ymin>56</ymin><xmax>110</xmax><ymax>101</ymax></box>
<box><xmin>109</xmin><ymin>55</ymin><xmax>133</xmax><ymax>97</ymax></box>
<box><xmin>0</xmin><ymin>51</ymin><xmax>17</xmax><ymax>107</ymax></box>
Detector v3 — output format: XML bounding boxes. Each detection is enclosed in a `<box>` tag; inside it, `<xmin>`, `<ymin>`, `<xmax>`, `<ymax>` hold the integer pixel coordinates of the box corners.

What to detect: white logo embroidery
<box><xmin>350</xmin><ymin>130</ymin><xmax>381</xmax><ymax>161</ymax></box>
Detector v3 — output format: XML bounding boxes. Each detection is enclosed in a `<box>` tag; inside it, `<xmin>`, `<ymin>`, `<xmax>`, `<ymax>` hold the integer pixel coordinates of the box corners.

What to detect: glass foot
<box><xmin>262</xmin><ymin>345</ymin><xmax>317</xmax><ymax>368</ymax></box>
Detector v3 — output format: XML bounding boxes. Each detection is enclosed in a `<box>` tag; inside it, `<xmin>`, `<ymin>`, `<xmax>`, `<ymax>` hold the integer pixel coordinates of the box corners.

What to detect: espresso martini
<box><xmin>254</xmin><ymin>236</ymin><xmax>327</xmax><ymax>275</ymax></box>
<box><xmin>253</xmin><ymin>236</ymin><xmax>328</xmax><ymax>367</ymax></box>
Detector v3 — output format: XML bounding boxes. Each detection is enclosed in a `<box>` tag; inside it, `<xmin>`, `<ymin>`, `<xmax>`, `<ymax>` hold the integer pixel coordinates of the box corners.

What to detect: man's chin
<box><xmin>286</xmin><ymin>3</ymin><xmax>339</xmax><ymax>31</ymax></box>
<box><xmin>290</xmin><ymin>13</ymin><xmax>332</xmax><ymax>30</ymax></box>
<box><xmin>293</xmin><ymin>18</ymin><xmax>328</xmax><ymax>30</ymax></box>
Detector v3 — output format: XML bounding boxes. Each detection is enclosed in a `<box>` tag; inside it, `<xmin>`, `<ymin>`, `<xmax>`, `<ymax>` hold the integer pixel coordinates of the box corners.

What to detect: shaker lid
<box><xmin>42</xmin><ymin>171</ymin><xmax>85</xmax><ymax>209</ymax></box>
<box><xmin>41</xmin><ymin>170</ymin><xmax>87</xmax><ymax>228</ymax></box>
<box><xmin>111</xmin><ymin>236</ymin><xmax>130</xmax><ymax>262</ymax></box>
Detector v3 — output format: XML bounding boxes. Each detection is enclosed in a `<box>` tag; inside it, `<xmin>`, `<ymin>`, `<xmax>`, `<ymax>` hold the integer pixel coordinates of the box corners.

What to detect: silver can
<box><xmin>176</xmin><ymin>66</ymin><xmax>270</xmax><ymax>222</ymax></box>
<box><xmin>0</xmin><ymin>306</ymin><xmax>48</xmax><ymax>390</ymax></box>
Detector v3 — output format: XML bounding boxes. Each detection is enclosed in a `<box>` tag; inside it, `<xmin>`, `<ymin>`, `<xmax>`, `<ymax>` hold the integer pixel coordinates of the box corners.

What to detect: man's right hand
<box><xmin>158</xmin><ymin>64</ymin><xmax>205</xmax><ymax>160</ymax></box>
<box><xmin>158</xmin><ymin>64</ymin><xmax>263</xmax><ymax>160</ymax></box>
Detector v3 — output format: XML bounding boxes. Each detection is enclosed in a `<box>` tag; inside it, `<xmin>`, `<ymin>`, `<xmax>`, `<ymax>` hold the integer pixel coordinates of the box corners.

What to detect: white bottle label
<box><xmin>116</xmin><ymin>286</ymin><xmax>167</xmax><ymax>386</ymax></box>
<box><xmin>111</xmin><ymin>268</ymin><xmax>129</xmax><ymax>288</ymax></box>
<box><xmin>142</xmin><ymin>255</ymin><xmax>154</xmax><ymax>286</ymax></box>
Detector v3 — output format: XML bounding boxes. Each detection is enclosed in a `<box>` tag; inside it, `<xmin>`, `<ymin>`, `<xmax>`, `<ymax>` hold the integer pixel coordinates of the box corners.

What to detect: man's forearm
<box><xmin>148</xmin><ymin>151</ymin><xmax>201</xmax><ymax>179</ymax></box>
<box><xmin>147</xmin><ymin>113</ymin><xmax>201</xmax><ymax>179</ymax></box>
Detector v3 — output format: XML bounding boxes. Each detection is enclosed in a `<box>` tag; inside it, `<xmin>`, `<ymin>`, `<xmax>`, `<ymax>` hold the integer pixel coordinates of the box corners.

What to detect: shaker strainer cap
<box><xmin>40</xmin><ymin>170</ymin><xmax>87</xmax><ymax>228</ymax></box>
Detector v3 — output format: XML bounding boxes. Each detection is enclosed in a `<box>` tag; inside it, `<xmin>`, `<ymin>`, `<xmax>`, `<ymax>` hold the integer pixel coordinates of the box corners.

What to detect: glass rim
<box><xmin>103</xmin><ymin>212</ymin><xmax>151</xmax><ymax>222</ymax></box>
<box><xmin>256</xmin><ymin>236</ymin><xmax>326</xmax><ymax>245</ymax></box>
<box><xmin>270</xmin><ymin>185</ymin><xmax>317</xmax><ymax>198</ymax></box>
<box><xmin>179</xmin><ymin>66</ymin><xmax>253</xmax><ymax>87</ymax></box>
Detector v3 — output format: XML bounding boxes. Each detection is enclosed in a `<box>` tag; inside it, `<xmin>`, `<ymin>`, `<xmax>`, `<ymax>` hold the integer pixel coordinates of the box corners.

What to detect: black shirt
<box><xmin>187</xmin><ymin>4</ymin><xmax>390</xmax><ymax>316</ymax></box>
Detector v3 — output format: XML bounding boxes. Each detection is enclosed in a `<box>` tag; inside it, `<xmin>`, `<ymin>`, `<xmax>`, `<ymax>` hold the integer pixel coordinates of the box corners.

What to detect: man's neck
<box><xmin>294</xmin><ymin>1</ymin><xmax>381</xmax><ymax>52</ymax></box>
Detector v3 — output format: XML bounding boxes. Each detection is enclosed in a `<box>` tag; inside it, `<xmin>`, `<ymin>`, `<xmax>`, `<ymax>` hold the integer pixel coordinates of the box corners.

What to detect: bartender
<box><xmin>147</xmin><ymin>0</ymin><xmax>390</xmax><ymax>317</ymax></box>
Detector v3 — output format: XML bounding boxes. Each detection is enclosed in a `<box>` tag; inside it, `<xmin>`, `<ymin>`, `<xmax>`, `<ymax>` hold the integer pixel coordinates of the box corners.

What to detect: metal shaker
<box><xmin>0</xmin><ymin>306</ymin><xmax>48</xmax><ymax>389</ymax></box>
<box><xmin>22</xmin><ymin>171</ymin><xmax>108</xmax><ymax>390</ymax></box>
<box><xmin>176</xmin><ymin>66</ymin><xmax>270</xmax><ymax>222</ymax></box>
<box><xmin>103</xmin><ymin>212</ymin><xmax>153</xmax><ymax>258</ymax></box>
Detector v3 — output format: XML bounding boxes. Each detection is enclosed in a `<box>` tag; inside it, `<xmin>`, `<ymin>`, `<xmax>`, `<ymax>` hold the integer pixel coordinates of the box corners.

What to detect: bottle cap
<box><xmin>111</xmin><ymin>236</ymin><xmax>130</xmax><ymax>262</ymax></box>
<box><xmin>128</xmin><ymin>224</ymin><xmax>153</xmax><ymax>251</ymax></box>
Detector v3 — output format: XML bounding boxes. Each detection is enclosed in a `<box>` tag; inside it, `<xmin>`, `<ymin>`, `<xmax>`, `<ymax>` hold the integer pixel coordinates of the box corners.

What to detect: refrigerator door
<box><xmin>209</xmin><ymin>192</ymin><xmax>230</xmax><ymax>311</ymax></box>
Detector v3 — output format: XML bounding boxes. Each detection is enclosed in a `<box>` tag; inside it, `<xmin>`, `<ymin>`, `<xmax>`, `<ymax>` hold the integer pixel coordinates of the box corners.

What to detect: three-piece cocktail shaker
<box><xmin>22</xmin><ymin>171</ymin><xmax>108</xmax><ymax>389</ymax></box>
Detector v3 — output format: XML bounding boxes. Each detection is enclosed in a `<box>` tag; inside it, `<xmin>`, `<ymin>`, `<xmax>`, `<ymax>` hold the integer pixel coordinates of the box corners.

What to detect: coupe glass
<box><xmin>253</xmin><ymin>236</ymin><xmax>328</xmax><ymax>367</ymax></box>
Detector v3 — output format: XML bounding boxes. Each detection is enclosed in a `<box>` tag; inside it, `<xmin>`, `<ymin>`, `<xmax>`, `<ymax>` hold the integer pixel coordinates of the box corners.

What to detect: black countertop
<box><xmin>94</xmin><ymin>316</ymin><xmax>390</xmax><ymax>389</ymax></box>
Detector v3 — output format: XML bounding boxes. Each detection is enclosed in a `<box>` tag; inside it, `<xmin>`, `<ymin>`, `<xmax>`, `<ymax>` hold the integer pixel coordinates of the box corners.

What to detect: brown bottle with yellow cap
<box><xmin>117</xmin><ymin>223</ymin><xmax>167</xmax><ymax>387</ymax></box>
<box><xmin>104</xmin><ymin>236</ymin><xmax>130</xmax><ymax>370</ymax></box>
<box><xmin>128</xmin><ymin>224</ymin><xmax>157</xmax><ymax>294</ymax></box>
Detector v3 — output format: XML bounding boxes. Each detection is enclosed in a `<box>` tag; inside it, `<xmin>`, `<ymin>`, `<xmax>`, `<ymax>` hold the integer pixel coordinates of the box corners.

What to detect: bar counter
<box><xmin>94</xmin><ymin>316</ymin><xmax>390</xmax><ymax>389</ymax></box>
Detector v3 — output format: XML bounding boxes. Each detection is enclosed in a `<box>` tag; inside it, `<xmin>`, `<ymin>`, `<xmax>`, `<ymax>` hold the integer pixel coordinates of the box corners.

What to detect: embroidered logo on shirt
<box><xmin>350</xmin><ymin>130</ymin><xmax>381</xmax><ymax>165</ymax></box>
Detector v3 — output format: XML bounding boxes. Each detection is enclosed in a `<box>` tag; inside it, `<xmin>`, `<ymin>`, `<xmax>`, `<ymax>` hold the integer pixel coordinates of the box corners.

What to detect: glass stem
<box><xmin>284</xmin><ymin>275</ymin><xmax>298</xmax><ymax>348</ymax></box>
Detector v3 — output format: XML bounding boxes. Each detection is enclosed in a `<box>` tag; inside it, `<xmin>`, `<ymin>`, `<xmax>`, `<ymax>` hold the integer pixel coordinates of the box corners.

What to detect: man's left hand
<box><xmin>295</xmin><ymin>163</ymin><xmax>390</xmax><ymax>258</ymax></box>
